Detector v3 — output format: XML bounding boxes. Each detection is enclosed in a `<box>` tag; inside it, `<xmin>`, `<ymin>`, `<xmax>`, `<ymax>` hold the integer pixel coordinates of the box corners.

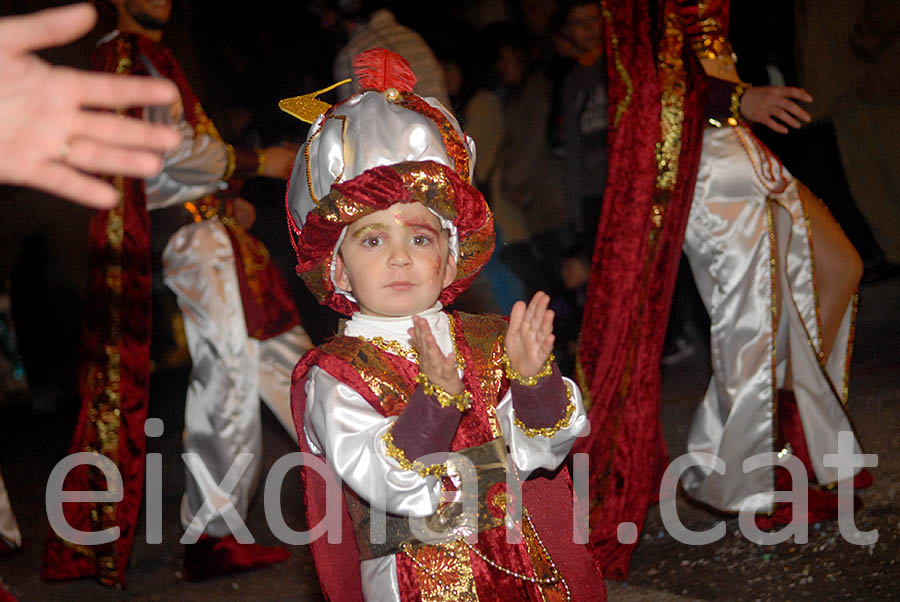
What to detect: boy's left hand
<box><xmin>505</xmin><ymin>291</ymin><xmax>555</xmax><ymax>380</ymax></box>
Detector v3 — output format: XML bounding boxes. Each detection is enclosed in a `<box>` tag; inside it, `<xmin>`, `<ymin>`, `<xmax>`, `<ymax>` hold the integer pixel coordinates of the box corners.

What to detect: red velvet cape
<box><xmin>572</xmin><ymin>0</ymin><xmax>719</xmax><ymax>579</ymax></box>
<box><xmin>42</xmin><ymin>33</ymin><xmax>299</xmax><ymax>586</ymax></box>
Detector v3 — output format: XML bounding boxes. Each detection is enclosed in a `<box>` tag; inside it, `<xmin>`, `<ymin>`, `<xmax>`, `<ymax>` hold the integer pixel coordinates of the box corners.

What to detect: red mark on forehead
<box><xmin>396</xmin><ymin>215</ymin><xmax>439</xmax><ymax>236</ymax></box>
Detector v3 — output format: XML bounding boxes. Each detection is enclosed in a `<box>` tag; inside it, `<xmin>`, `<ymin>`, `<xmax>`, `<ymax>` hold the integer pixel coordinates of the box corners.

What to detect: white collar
<box><xmin>342</xmin><ymin>303</ymin><xmax>453</xmax><ymax>357</ymax></box>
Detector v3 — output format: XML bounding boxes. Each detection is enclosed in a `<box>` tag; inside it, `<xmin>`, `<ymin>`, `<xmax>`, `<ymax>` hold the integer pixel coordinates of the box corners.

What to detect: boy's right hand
<box><xmin>408</xmin><ymin>315</ymin><xmax>464</xmax><ymax>395</ymax></box>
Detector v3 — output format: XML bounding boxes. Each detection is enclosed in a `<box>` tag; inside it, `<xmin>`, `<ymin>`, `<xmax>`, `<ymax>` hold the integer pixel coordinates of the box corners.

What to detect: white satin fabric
<box><xmin>0</xmin><ymin>466</ymin><xmax>22</xmax><ymax>548</ymax></box>
<box><xmin>303</xmin><ymin>304</ymin><xmax>586</xmax><ymax>601</ymax></box>
<box><xmin>163</xmin><ymin>218</ymin><xmax>313</xmax><ymax>538</ymax></box>
<box><xmin>138</xmin><ymin>49</ymin><xmax>228</xmax><ymax>211</ymax></box>
<box><xmin>680</xmin><ymin>125</ymin><xmax>861</xmax><ymax>513</ymax></box>
<box><xmin>287</xmin><ymin>89</ymin><xmax>476</xmax><ymax>229</ymax></box>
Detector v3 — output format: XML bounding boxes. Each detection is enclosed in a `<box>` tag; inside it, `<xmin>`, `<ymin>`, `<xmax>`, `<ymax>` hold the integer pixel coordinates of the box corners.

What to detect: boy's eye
<box><xmin>361</xmin><ymin>235</ymin><xmax>383</xmax><ymax>248</ymax></box>
<box><xmin>411</xmin><ymin>234</ymin><xmax>433</xmax><ymax>246</ymax></box>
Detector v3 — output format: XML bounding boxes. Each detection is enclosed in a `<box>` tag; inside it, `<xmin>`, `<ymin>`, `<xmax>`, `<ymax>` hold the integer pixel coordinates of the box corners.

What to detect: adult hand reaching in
<box><xmin>739</xmin><ymin>85</ymin><xmax>813</xmax><ymax>134</ymax></box>
<box><xmin>0</xmin><ymin>3</ymin><xmax>181</xmax><ymax>208</ymax></box>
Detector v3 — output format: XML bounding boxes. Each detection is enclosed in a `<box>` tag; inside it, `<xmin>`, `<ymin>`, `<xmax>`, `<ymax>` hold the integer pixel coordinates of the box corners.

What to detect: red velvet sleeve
<box><xmin>510</xmin><ymin>363</ymin><xmax>570</xmax><ymax>428</ymax></box>
<box><xmin>704</xmin><ymin>76</ymin><xmax>738</xmax><ymax>123</ymax></box>
<box><xmin>390</xmin><ymin>384</ymin><xmax>462</xmax><ymax>461</ymax></box>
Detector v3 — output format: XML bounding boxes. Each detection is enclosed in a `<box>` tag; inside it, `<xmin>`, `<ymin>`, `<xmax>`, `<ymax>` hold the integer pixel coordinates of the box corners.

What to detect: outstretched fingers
<box><xmin>67</xmin><ymin>68</ymin><xmax>179</xmax><ymax>110</ymax></box>
<box><xmin>35</xmin><ymin>162</ymin><xmax>119</xmax><ymax>208</ymax></box>
<box><xmin>62</xmin><ymin>137</ymin><xmax>165</xmax><ymax>179</ymax></box>
<box><xmin>0</xmin><ymin>4</ymin><xmax>96</xmax><ymax>55</ymax></box>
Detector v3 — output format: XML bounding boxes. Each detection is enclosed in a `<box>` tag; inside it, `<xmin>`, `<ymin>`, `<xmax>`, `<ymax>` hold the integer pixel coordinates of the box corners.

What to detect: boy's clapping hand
<box><xmin>505</xmin><ymin>292</ymin><xmax>556</xmax><ymax>380</ymax></box>
<box><xmin>408</xmin><ymin>315</ymin><xmax>465</xmax><ymax>395</ymax></box>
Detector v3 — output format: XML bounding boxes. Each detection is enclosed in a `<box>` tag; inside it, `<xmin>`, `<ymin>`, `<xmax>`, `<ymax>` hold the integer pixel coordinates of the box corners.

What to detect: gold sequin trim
<box><xmin>500</xmin><ymin>349</ymin><xmax>555</xmax><ymax>386</ymax></box>
<box><xmin>656</xmin><ymin>6</ymin><xmax>687</xmax><ymax>192</ymax></box>
<box><xmin>728</xmin><ymin>82</ymin><xmax>750</xmax><ymax>126</ymax></box>
<box><xmin>223</xmin><ymin>144</ymin><xmax>236</xmax><ymax>180</ymax></box>
<box><xmin>402</xmin><ymin>540</ymin><xmax>478</xmax><ymax>601</ymax></box>
<box><xmin>765</xmin><ymin>200</ymin><xmax>780</xmax><ymax>510</ymax></box>
<box><xmin>382</xmin><ymin>428</ymin><xmax>446</xmax><ymax>478</ymax></box>
<box><xmin>414</xmin><ymin>372</ymin><xmax>472</xmax><ymax>412</ymax></box>
<box><xmin>513</xmin><ymin>397</ymin><xmax>576</xmax><ymax>439</ymax></box>
<box><xmin>600</xmin><ymin>1</ymin><xmax>633</xmax><ymax>128</ymax></box>
<box><xmin>841</xmin><ymin>293</ymin><xmax>858</xmax><ymax>405</ymax></box>
<box><xmin>364</xmin><ymin>335</ymin><xmax>419</xmax><ymax>362</ymax></box>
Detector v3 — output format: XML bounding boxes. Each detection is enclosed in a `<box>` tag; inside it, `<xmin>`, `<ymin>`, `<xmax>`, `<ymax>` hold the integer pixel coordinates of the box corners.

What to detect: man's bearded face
<box><xmin>125</xmin><ymin>0</ymin><xmax>172</xmax><ymax>30</ymax></box>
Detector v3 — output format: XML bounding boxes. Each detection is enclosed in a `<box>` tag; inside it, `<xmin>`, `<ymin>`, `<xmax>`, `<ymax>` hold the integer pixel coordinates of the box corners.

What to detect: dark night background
<box><xmin>1</xmin><ymin>1</ymin><xmax>897</xmax><ymax>600</ymax></box>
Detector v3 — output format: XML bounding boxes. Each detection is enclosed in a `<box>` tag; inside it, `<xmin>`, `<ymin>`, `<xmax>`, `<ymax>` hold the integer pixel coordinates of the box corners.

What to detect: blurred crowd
<box><xmin>2</xmin><ymin>0</ymin><xmax>897</xmax><ymax>424</ymax></box>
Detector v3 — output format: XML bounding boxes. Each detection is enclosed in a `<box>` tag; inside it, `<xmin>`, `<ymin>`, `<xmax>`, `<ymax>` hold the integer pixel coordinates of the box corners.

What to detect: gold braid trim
<box><xmin>728</xmin><ymin>82</ymin><xmax>751</xmax><ymax>126</ymax></box>
<box><xmin>415</xmin><ymin>372</ymin><xmax>473</xmax><ymax>412</ymax></box>
<box><xmin>382</xmin><ymin>428</ymin><xmax>446</xmax><ymax>478</ymax></box>
<box><xmin>364</xmin><ymin>335</ymin><xmax>419</xmax><ymax>362</ymax></box>
<box><xmin>501</xmin><ymin>349</ymin><xmax>555</xmax><ymax>386</ymax></box>
<box><xmin>513</xmin><ymin>396</ymin><xmax>576</xmax><ymax>439</ymax></box>
<box><xmin>255</xmin><ymin>148</ymin><xmax>267</xmax><ymax>176</ymax></box>
<box><xmin>600</xmin><ymin>0</ymin><xmax>633</xmax><ymax>128</ymax></box>
<box><xmin>223</xmin><ymin>143</ymin><xmax>237</xmax><ymax>181</ymax></box>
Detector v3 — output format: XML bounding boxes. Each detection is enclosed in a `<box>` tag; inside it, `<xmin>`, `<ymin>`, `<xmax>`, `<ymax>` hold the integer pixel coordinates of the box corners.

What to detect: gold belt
<box><xmin>345</xmin><ymin>438</ymin><xmax>510</xmax><ymax>560</ymax></box>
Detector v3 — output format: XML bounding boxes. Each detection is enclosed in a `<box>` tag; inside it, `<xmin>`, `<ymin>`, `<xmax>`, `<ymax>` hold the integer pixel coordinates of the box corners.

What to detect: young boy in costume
<box><xmin>284</xmin><ymin>49</ymin><xmax>605</xmax><ymax>601</ymax></box>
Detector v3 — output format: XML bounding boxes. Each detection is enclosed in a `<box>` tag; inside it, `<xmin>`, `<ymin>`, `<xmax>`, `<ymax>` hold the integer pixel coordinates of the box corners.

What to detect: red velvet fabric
<box><xmin>42</xmin><ymin>33</ymin><xmax>298</xmax><ymax>586</ymax></box>
<box><xmin>777</xmin><ymin>389</ymin><xmax>815</xmax><ymax>478</ymax></box>
<box><xmin>42</xmin><ymin>36</ymin><xmax>154</xmax><ymax>584</ymax></box>
<box><xmin>0</xmin><ymin>584</ymin><xmax>18</xmax><ymax>602</ymax></box>
<box><xmin>390</xmin><ymin>384</ymin><xmax>463</xmax><ymax>462</ymax></box>
<box><xmin>572</xmin><ymin>0</ymin><xmax>711</xmax><ymax>579</ymax></box>
<box><xmin>509</xmin><ymin>364</ymin><xmax>569</xmax><ymax>428</ymax></box>
<box><xmin>290</xmin><ymin>312</ymin><xmax>604</xmax><ymax>600</ymax></box>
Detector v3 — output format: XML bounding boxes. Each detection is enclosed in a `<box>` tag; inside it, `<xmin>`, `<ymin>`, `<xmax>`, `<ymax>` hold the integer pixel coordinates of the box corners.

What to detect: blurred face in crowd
<box><xmin>496</xmin><ymin>44</ymin><xmax>527</xmax><ymax>87</ymax></box>
<box><xmin>562</xmin><ymin>255</ymin><xmax>591</xmax><ymax>290</ymax></box>
<box><xmin>441</xmin><ymin>60</ymin><xmax>464</xmax><ymax>96</ymax></box>
<box><xmin>565</xmin><ymin>3</ymin><xmax>603</xmax><ymax>54</ymax></box>
<box><xmin>114</xmin><ymin>0</ymin><xmax>172</xmax><ymax>35</ymax></box>
<box><xmin>334</xmin><ymin>202</ymin><xmax>457</xmax><ymax>317</ymax></box>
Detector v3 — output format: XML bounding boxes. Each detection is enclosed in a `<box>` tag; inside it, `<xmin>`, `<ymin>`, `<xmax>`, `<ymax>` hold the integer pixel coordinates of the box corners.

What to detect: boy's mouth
<box><xmin>385</xmin><ymin>280</ymin><xmax>414</xmax><ymax>290</ymax></box>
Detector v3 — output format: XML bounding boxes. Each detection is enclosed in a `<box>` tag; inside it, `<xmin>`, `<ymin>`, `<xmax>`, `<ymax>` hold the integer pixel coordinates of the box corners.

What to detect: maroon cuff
<box><xmin>704</xmin><ymin>76</ymin><xmax>737</xmax><ymax>123</ymax></box>
<box><xmin>510</xmin><ymin>363</ymin><xmax>569</xmax><ymax>428</ymax></box>
<box><xmin>390</xmin><ymin>384</ymin><xmax>462</xmax><ymax>462</ymax></box>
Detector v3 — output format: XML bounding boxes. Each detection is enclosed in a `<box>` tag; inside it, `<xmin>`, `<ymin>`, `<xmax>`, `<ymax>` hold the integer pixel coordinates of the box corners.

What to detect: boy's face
<box><xmin>334</xmin><ymin>202</ymin><xmax>457</xmax><ymax>317</ymax></box>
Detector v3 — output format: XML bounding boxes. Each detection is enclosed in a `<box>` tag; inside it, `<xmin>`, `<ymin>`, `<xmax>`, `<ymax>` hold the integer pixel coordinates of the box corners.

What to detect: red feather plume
<box><xmin>352</xmin><ymin>48</ymin><xmax>417</xmax><ymax>93</ymax></box>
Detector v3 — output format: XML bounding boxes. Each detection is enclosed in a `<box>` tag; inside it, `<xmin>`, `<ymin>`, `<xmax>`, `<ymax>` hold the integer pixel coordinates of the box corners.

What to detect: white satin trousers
<box><xmin>162</xmin><ymin>217</ymin><xmax>311</xmax><ymax>538</ymax></box>
<box><xmin>680</xmin><ymin>125</ymin><xmax>862</xmax><ymax>513</ymax></box>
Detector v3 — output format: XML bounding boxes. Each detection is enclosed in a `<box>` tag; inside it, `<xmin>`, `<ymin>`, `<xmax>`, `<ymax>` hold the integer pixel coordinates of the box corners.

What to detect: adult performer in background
<box><xmin>574</xmin><ymin>0</ymin><xmax>867</xmax><ymax>578</ymax></box>
<box><xmin>42</xmin><ymin>0</ymin><xmax>312</xmax><ymax>586</ymax></box>
<box><xmin>1</xmin><ymin>7</ymin><xmax>178</xmax><ymax>600</ymax></box>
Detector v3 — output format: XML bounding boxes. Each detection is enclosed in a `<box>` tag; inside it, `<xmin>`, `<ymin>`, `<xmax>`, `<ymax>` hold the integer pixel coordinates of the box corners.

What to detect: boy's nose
<box><xmin>387</xmin><ymin>244</ymin><xmax>412</xmax><ymax>267</ymax></box>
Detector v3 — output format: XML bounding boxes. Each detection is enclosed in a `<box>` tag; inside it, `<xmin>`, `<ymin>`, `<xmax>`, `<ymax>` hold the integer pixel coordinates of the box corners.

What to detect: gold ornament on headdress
<box><xmin>279</xmin><ymin>79</ymin><xmax>351</xmax><ymax>124</ymax></box>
